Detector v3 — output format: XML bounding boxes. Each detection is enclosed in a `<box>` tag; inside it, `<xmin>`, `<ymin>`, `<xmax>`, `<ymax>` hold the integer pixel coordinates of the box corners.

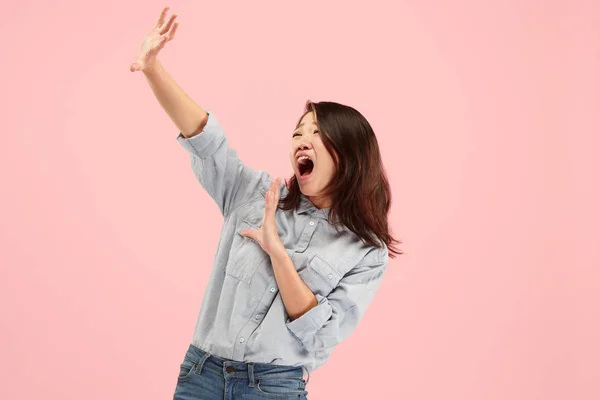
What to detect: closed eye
<box><xmin>292</xmin><ymin>130</ymin><xmax>319</xmax><ymax>138</ymax></box>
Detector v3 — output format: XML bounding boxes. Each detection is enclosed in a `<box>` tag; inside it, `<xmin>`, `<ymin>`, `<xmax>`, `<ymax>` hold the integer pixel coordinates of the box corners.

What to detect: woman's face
<box><xmin>289</xmin><ymin>112</ymin><xmax>337</xmax><ymax>209</ymax></box>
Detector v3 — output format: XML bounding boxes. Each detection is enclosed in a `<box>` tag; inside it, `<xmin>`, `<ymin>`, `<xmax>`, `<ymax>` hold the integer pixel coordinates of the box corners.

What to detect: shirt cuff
<box><xmin>176</xmin><ymin>111</ymin><xmax>225</xmax><ymax>158</ymax></box>
<box><xmin>285</xmin><ymin>294</ymin><xmax>332</xmax><ymax>344</ymax></box>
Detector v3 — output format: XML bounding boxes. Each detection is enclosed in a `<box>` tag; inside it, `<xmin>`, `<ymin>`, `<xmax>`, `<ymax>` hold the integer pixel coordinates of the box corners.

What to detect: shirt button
<box><xmin>328</xmin><ymin>273</ymin><xmax>333</xmax><ymax>279</ymax></box>
<box><xmin>239</xmin><ymin>337</ymin><xmax>245</xmax><ymax>343</ymax></box>
<box><xmin>309</xmin><ymin>221</ymin><xmax>315</xmax><ymax>226</ymax></box>
<box><xmin>255</xmin><ymin>315</ymin><xmax>261</xmax><ymax>320</ymax></box>
<box><xmin>270</xmin><ymin>287</ymin><xmax>276</xmax><ymax>292</ymax></box>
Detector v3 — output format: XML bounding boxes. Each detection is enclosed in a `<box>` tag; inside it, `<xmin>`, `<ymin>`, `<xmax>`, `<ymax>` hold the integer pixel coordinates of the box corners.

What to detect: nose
<box><xmin>296</xmin><ymin>140</ymin><xmax>312</xmax><ymax>152</ymax></box>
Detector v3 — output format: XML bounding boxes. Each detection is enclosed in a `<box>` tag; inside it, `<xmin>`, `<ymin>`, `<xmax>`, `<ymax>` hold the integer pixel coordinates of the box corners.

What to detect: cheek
<box><xmin>328</xmin><ymin>160</ymin><xmax>337</xmax><ymax>177</ymax></box>
<box><xmin>319</xmin><ymin>156</ymin><xmax>336</xmax><ymax>178</ymax></box>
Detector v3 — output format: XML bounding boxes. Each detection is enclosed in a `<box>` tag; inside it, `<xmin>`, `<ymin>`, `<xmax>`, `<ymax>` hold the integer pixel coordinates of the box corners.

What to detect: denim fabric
<box><xmin>175</xmin><ymin>111</ymin><xmax>388</xmax><ymax>373</ymax></box>
<box><xmin>173</xmin><ymin>344</ymin><xmax>309</xmax><ymax>400</ymax></box>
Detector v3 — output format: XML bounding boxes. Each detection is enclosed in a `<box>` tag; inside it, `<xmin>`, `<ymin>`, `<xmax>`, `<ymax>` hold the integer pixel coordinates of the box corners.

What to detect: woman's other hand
<box><xmin>240</xmin><ymin>178</ymin><xmax>286</xmax><ymax>258</ymax></box>
<box><xmin>130</xmin><ymin>6</ymin><xmax>179</xmax><ymax>72</ymax></box>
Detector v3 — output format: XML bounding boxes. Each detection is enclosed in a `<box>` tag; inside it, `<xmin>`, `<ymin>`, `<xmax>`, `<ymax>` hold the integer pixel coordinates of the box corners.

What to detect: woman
<box><xmin>131</xmin><ymin>6</ymin><xmax>402</xmax><ymax>400</ymax></box>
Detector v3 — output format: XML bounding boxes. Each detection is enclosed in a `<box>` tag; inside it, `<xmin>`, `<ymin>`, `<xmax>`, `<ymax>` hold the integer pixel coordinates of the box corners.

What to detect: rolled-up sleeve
<box><xmin>285</xmin><ymin>254</ymin><xmax>388</xmax><ymax>352</ymax></box>
<box><xmin>176</xmin><ymin>111</ymin><xmax>269</xmax><ymax>218</ymax></box>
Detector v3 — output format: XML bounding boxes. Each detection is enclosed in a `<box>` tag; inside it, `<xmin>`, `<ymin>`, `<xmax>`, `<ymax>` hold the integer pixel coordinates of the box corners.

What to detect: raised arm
<box><xmin>130</xmin><ymin>6</ymin><xmax>208</xmax><ymax>137</ymax></box>
<box><xmin>131</xmin><ymin>6</ymin><xmax>271</xmax><ymax>218</ymax></box>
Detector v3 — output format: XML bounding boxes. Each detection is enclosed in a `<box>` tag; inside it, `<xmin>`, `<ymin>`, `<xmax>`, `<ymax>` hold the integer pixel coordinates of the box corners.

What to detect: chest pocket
<box><xmin>299</xmin><ymin>255</ymin><xmax>342</xmax><ymax>297</ymax></box>
<box><xmin>227</xmin><ymin>219</ymin><xmax>269</xmax><ymax>284</ymax></box>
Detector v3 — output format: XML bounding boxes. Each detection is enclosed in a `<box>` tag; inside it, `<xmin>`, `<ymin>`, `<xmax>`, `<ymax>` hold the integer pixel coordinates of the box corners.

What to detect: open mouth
<box><xmin>297</xmin><ymin>157</ymin><xmax>314</xmax><ymax>178</ymax></box>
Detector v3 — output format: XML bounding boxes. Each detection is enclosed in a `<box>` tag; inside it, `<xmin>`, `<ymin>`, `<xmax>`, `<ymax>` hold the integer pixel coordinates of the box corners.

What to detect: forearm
<box><xmin>270</xmin><ymin>249</ymin><xmax>318</xmax><ymax>321</ymax></box>
<box><xmin>143</xmin><ymin>59</ymin><xmax>208</xmax><ymax>137</ymax></box>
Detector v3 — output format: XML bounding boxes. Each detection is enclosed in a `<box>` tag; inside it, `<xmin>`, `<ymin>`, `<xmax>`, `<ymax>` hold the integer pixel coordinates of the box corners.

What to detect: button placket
<box><xmin>295</xmin><ymin>217</ymin><xmax>319</xmax><ymax>253</ymax></box>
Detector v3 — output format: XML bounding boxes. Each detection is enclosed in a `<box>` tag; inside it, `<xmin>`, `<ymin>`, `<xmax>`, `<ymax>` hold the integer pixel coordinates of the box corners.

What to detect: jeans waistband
<box><xmin>185</xmin><ymin>343</ymin><xmax>310</xmax><ymax>385</ymax></box>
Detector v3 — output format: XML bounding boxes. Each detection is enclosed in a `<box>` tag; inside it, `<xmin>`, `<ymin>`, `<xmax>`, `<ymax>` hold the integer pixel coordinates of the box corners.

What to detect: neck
<box><xmin>308</xmin><ymin>195</ymin><xmax>331</xmax><ymax>209</ymax></box>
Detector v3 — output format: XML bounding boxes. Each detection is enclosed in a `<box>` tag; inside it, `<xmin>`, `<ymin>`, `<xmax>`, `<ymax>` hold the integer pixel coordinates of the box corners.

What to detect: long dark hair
<box><xmin>279</xmin><ymin>100</ymin><xmax>403</xmax><ymax>258</ymax></box>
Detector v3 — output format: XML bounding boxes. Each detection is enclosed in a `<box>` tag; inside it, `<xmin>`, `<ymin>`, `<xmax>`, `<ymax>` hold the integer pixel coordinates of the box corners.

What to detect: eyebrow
<box><xmin>293</xmin><ymin>122</ymin><xmax>317</xmax><ymax>133</ymax></box>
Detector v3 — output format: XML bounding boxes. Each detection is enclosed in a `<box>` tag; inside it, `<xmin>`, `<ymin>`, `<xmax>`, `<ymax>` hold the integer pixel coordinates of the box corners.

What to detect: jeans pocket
<box><xmin>255</xmin><ymin>378</ymin><xmax>307</xmax><ymax>398</ymax></box>
<box><xmin>177</xmin><ymin>357</ymin><xmax>198</xmax><ymax>383</ymax></box>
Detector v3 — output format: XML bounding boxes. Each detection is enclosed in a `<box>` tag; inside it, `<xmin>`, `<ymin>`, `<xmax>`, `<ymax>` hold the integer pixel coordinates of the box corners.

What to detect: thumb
<box><xmin>130</xmin><ymin>61</ymin><xmax>141</xmax><ymax>72</ymax></box>
<box><xmin>240</xmin><ymin>228</ymin><xmax>257</xmax><ymax>241</ymax></box>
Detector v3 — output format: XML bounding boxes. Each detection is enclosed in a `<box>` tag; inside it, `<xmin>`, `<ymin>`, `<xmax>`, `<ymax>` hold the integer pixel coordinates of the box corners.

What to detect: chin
<box><xmin>299</xmin><ymin>185</ymin><xmax>318</xmax><ymax>197</ymax></box>
<box><xmin>296</xmin><ymin>180</ymin><xmax>313</xmax><ymax>195</ymax></box>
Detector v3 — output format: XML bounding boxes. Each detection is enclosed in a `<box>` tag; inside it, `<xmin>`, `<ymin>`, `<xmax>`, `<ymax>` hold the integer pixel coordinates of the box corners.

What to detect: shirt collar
<box><xmin>297</xmin><ymin>194</ymin><xmax>330</xmax><ymax>220</ymax></box>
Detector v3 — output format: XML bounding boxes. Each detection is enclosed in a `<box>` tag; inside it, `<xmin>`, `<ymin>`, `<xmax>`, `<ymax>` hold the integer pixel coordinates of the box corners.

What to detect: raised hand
<box><xmin>130</xmin><ymin>6</ymin><xmax>179</xmax><ymax>72</ymax></box>
<box><xmin>240</xmin><ymin>178</ymin><xmax>286</xmax><ymax>258</ymax></box>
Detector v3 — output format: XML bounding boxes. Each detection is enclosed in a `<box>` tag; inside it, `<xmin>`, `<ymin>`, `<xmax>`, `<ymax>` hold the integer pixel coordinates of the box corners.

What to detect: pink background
<box><xmin>1</xmin><ymin>0</ymin><xmax>598</xmax><ymax>399</ymax></box>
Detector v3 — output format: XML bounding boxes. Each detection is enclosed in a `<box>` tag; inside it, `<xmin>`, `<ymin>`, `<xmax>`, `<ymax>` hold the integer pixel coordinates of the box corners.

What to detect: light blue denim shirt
<box><xmin>175</xmin><ymin>111</ymin><xmax>389</xmax><ymax>372</ymax></box>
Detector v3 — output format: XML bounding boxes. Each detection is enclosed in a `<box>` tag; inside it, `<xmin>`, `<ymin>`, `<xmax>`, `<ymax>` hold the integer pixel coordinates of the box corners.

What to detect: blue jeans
<box><xmin>173</xmin><ymin>344</ymin><xmax>310</xmax><ymax>399</ymax></box>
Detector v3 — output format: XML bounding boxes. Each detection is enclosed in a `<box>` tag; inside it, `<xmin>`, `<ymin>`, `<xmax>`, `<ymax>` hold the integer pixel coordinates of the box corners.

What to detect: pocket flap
<box><xmin>309</xmin><ymin>255</ymin><xmax>341</xmax><ymax>288</ymax></box>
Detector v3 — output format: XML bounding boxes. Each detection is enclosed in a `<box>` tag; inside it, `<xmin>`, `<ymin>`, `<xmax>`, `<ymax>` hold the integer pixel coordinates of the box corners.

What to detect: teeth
<box><xmin>297</xmin><ymin>155</ymin><xmax>312</xmax><ymax>165</ymax></box>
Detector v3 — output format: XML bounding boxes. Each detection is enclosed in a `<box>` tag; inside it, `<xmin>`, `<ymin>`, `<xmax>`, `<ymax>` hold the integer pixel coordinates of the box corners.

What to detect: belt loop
<box><xmin>248</xmin><ymin>363</ymin><xmax>256</xmax><ymax>387</ymax></box>
<box><xmin>301</xmin><ymin>365</ymin><xmax>310</xmax><ymax>385</ymax></box>
<box><xmin>196</xmin><ymin>352</ymin><xmax>210</xmax><ymax>375</ymax></box>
